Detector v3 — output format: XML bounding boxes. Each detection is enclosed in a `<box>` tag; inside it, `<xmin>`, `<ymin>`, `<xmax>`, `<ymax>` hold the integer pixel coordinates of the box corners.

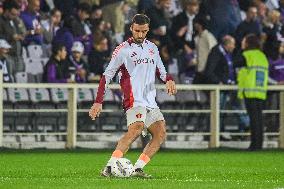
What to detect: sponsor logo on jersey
<box><xmin>133</xmin><ymin>58</ymin><xmax>154</xmax><ymax>66</ymax></box>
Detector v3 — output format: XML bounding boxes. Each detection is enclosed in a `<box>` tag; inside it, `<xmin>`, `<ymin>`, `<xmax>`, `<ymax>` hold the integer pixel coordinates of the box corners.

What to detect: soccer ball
<box><xmin>111</xmin><ymin>158</ymin><xmax>134</xmax><ymax>177</ymax></box>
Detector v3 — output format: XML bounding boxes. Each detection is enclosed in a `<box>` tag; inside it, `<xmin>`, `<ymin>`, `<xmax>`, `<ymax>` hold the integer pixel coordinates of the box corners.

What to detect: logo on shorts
<box><xmin>136</xmin><ymin>113</ymin><xmax>142</xmax><ymax>119</ymax></box>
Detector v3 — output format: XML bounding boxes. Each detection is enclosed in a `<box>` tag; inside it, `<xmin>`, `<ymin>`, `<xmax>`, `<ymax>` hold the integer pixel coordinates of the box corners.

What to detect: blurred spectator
<box><xmin>279</xmin><ymin>0</ymin><xmax>284</xmax><ymax>22</ymax></box>
<box><xmin>89</xmin><ymin>5</ymin><xmax>113</xmax><ymax>43</ymax></box>
<box><xmin>263</xmin><ymin>10</ymin><xmax>283</xmax><ymax>53</ymax></box>
<box><xmin>100</xmin><ymin>0</ymin><xmax>124</xmax><ymax>6</ymax></box>
<box><xmin>0</xmin><ymin>0</ymin><xmax>25</xmax><ymax>73</ymax></box>
<box><xmin>205</xmin><ymin>35</ymin><xmax>236</xmax><ymax>84</ymax></box>
<box><xmin>102</xmin><ymin>1</ymin><xmax>130</xmax><ymax>44</ymax></box>
<box><xmin>20</xmin><ymin>0</ymin><xmax>43</xmax><ymax>46</ymax></box>
<box><xmin>264</xmin><ymin>10</ymin><xmax>282</xmax><ymax>36</ymax></box>
<box><xmin>71</xmin><ymin>2</ymin><xmax>92</xmax><ymax>55</ymax></box>
<box><xmin>266</xmin><ymin>0</ymin><xmax>280</xmax><ymax>10</ymax></box>
<box><xmin>41</xmin><ymin>8</ymin><xmax>62</xmax><ymax>44</ymax></box>
<box><xmin>171</xmin><ymin>0</ymin><xmax>199</xmax><ymax>54</ymax></box>
<box><xmin>79</xmin><ymin>0</ymin><xmax>100</xmax><ymax>6</ymax></box>
<box><xmin>238</xmin><ymin>0</ymin><xmax>253</xmax><ymax>12</ymax></box>
<box><xmin>265</xmin><ymin>39</ymin><xmax>284</xmax><ymax>132</ymax></box>
<box><xmin>266</xmin><ymin>40</ymin><xmax>284</xmax><ymax>85</ymax></box>
<box><xmin>256</xmin><ymin>1</ymin><xmax>268</xmax><ymax>24</ymax></box>
<box><xmin>0</xmin><ymin>2</ymin><xmax>3</xmax><ymax>16</ymax></box>
<box><xmin>235</xmin><ymin>5</ymin><xmax>261</xmax><ymax>45</ymax></box>
<box><xmin>0</xmin><ymin>39</ymin><xmax>12</xmax><ymax>82</ymax></box>
<box><xmin>40</xmin><ymin>8</ymin><xmax>62</xmax><ymax>57</ymax></box>
<box><xmin>89</xmin><ymin>4</ymin><xmax>103</xmax><ymax>29</ymax></box>
<box><xmin>126</xmin><ymin>0</ymin><xmax>139</xmax><ymax>7</ymax></box>
<box><xmin>235</xmin><ymin>34</ymin><xmax>269</xmax><ymax>150</ymax></box>
<box><xmin>67</xmin><ymin>41</ymin><xmax>89</xmax><ymax>83</ymax></box>
<box><xmin>199</xmin><ymin>0</ymin><xmax>242</xmax><ymax>40</ymax></box>
<box><xmin>53</xmin><ymin>17</ymin><xmax>74</xmax><ymax>55</ymax></box>
<box><xmin>88</xmin><ymin>32</ymin><xmax>110</xmax><ymax>81</ymax></box>
<box><xmin>168</xmin><ymin>0</ymin><xmax>182</xmax><ymax>17</ymax></box>
<box><xmin>54</xmin><ymin>0</ymin><xmax>78</xmax><ymax>20</ymax></box>
<box><xmin>42</xmin><ymin>43</ymin><xmax>71</xmax><ymax>83</ymax></box>
<box><xmin>145</xmin><ymin>0</ymin><xmax>172</xmax><ymax>48</ymax></box>
<box><xmin>193</xmin><ymin>15</ymin><xmax>217</xmax><ymax>84</ymax></box>
<box><xmin>137</xmin><ymin>0</ymin><xmax>155</xmax><ymax>13</ymax></box>
<box><xmin>204</xmin><ymin>35</ymin><xmax>249</xmax><ymax>133</ymax></box>
<box><xmin>14</xmin><ymin>0</ymin><xmax>27</xmax><ymax>35</ymax></box>
<box><xmin>40</xmin><ymin>0</ymin><xmax>55</xmax><ymax>13</ymax></box>
<box><xmin>144</xmin><ymin>0</ymin><xmax>173</xmax><ymax>66</ymax></box>
<box><xmin>15</xmin><ymin>0</ymin><xmax>28</xmax><ymax>12</ymax></box>
<box><xmin>92</xmin><ymin>19</ymin><xmax>112</xmax><ymax>51</ymax></box>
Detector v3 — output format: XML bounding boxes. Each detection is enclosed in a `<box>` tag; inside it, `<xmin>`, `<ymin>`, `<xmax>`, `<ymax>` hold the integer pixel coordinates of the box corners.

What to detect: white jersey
<box><xmin>95</xmin><ymin>38</ymin><xmax>173</xmax><ymax>111</ymax></box>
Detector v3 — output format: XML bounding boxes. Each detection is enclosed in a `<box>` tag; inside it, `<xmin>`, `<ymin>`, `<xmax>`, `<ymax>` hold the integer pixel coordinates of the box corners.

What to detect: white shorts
<box><xmin>126</xmin><ymin>106</ymin><xmax>164</xmax><ymax>128</ymax></box>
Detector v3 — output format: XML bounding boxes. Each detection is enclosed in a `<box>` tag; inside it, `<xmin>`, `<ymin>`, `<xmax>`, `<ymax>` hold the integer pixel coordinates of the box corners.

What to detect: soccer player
<box><xmin>89</xmin><ymin>14</ymin><xmax>177</xmax><ymax>178</ymax></box>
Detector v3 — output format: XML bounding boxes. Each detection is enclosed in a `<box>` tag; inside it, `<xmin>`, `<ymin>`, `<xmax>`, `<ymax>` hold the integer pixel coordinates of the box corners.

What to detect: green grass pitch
<box><xmin>0</xmin><ymin>149</ymin><xmax>283</xmax><ymax>189</ymax></box>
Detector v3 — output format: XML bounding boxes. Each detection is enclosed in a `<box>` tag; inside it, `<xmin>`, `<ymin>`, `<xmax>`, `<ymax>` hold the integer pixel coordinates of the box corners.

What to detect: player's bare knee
<box><xmin>152</xmin><ymin>127</ymin><xmax>166</xmax><ymax>144</ymax></box>
<box><xmin>159</xmin><ymin>129</ymin><xmax>167</xmax><ymax>144</ymax></box>
<box><xmin>127</xmin><ymin>122</ymin><xmax>144</xmax><ymax>137</ymax></box>
<box><xmin>159</xmin><ymin>122</ymin><xmax>167</xmax><ymax>142</ymax></box>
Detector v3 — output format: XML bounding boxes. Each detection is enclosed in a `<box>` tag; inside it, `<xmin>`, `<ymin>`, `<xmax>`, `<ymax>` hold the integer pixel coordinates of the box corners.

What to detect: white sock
<box><xmin>106</xmin><ymin>157</ymin><xmax>118</xmax><ymax>167</ymax></box>
<box><xmin>134</xmin><ymin>159</ymin><xmax>147</xmax><ymax>170</ymax></box>
<box><xmin>106</xmin><ymin>150</ymin><xmax>123</xmax><ymax>167</ymax></box>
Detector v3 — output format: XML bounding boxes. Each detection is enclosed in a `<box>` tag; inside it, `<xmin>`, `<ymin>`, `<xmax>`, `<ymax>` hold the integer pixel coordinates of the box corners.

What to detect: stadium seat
<box><xmin>50</xmin><ymin>88</ymin><xmax>68</xmax><ymax>131</ymax></box>
<box><xmin>196</xmin><ymin>91</ymin><xmax>209</xmax><ymax>107</ymax></box>
<box><xmin>156</xmin><ymin>89</ymin><xmax>179</xmax><ymax>131</ymax></box>
<box><xmin>50</xmin><ymin>88</ymin><xmax>68</xmax><ymax>104</ymax></box>
<box><xmin>77</xmin><ymin>88</ymin><xmax>96</xmax><ymax>132</ymax></box>
<box><xmin>27</xmin><ymin>45</ymin><xmax>43</xmax><ymax>58</ymax></box>
<box><xmin>7</xmin><ymin>88</ymin><xmax>29</xmax><ymax>104</ymax></box>
<box><xmin>175</xmin><ymin>90</ymin><xmax>194</xmax><ymax>131</ymax></box>
<box><xmin>22</xmin><ymin>47</ymin><xmax>28</xmax><ymax>59</ymax></box>
<box><xmin>178</xmin><ymin>73</ymin><xmax>210</xmax><ymax>131</ymax></box>
<box><xmin>77</xmin><ymin>88</ymin><xmax>93</xmax><ymax>104</ymax></box>
<box><xmin>7</xmin><ymin>88</ymin><xmax>33</xmax><ymax>132</ymax></box>
<box><xmin>24</xmin><ymin>58</ymin><xmax>44</xmax><ymax>83</ymax></box>
<box><xmin>168</xmin><ymin>63</ymin><xmax>179</xmax><ymax>76</ymax></box>
<box><xmin>29</xmin><ymin>88</ymin><xmax>58</xmax><ymax>132</ymax></box>
<box><xmin>14</xmin><ymin>72</ymin><xmax>28</xmax><ymax>83</ymax></box>
<box><xmin>93</xmin><ymin>88</ymin><xmax>122</xmax><ymax>131</ymax></box>
<box><xmin>40</xmin><ymin>58</ymin><xmax>49</xmax><ymax>67</ymax></box>
<box><xmin>178</xmin><ymin>73</ymin><xmax>200</xmax><ymax>106</ymax></box>
<box><xmin>3</xmin><ymin>88</ymin><xmax>7</xmax><ymax>101</ymax></box>
<box><xmin>3</xmin><ymin>89</ymin><xmax>15</xmax><ymax>132</ymax></box>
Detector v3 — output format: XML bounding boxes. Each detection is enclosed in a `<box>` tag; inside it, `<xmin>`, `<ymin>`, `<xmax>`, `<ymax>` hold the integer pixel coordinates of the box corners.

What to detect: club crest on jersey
<box><xmin>149</xmin><ymin>49</ymin><xmax>154</xmax><ymax>56</ymax></box>
<box><xmin>136</xmin><ymin>113</ymin><xmax>143</xmax><ymax>119</ymax></box>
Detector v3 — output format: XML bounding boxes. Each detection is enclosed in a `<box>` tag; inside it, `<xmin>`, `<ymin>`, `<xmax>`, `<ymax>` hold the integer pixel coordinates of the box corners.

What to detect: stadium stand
<box><xmin>29</xmin><ymin>88</ymin><xmax>58</xmax><ymax>132</ymax></box>
<box><xmin>7</xmin><ymin>88</ymin><xmax>32</xmax><ymax>132</ymax></box>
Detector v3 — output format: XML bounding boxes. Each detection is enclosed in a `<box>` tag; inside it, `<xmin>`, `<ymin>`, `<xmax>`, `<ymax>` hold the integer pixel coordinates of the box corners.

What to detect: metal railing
<box><xmin>0</xmin><ymin>71</ymin><xmax>284</xmax><ymax>149</ymax></box>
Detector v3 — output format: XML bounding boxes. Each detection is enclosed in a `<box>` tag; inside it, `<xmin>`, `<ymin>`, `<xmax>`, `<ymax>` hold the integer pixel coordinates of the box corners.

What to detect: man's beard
<box><xmin>134</xmin><ymin>37</ymin><xmax>144</xmax><ymax>44</ymax></box>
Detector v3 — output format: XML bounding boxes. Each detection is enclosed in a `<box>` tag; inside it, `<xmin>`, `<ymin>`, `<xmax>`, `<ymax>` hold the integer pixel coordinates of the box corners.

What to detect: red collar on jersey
<box><xmin>127</xmin><ymin>37</ymin><xmax>148</xmax><ymax>47</ymax></box>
